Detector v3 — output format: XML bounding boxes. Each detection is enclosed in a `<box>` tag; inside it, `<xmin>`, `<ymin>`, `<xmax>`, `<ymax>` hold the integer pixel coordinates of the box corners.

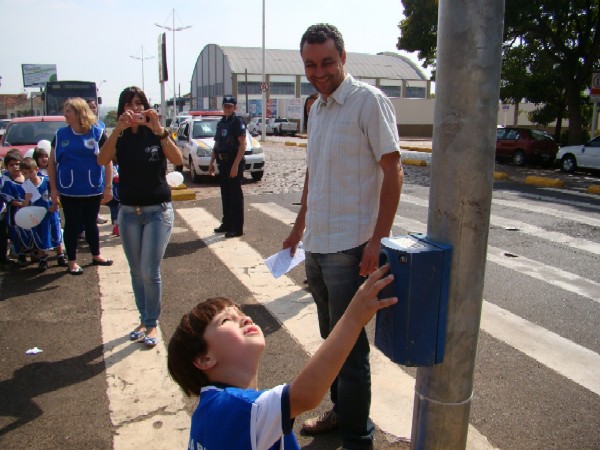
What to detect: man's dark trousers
<box><xmin>217</xmin><ymin>158</ymin><xmax>244</xmax><ymax>233</ymax></box>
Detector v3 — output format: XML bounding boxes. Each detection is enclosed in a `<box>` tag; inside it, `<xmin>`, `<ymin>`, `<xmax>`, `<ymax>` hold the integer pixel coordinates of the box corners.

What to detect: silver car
<box><xmin>175</xmin><ymin>116</ymin><xmax>265</xmax><ymax>182</ymax></box>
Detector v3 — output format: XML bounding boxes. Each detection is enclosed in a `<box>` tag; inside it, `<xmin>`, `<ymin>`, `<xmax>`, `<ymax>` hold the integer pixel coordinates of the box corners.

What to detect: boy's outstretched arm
<box><xmin>288</xmin><ymin>265</ymin><xmax>398</xmax><ymax>418</ymax></box>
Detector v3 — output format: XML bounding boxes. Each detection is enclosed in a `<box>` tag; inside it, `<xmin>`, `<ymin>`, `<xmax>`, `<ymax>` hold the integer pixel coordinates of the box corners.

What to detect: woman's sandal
<box><xmin>92</xmin><ymin>258</ymin><xmax>113</xmax><ymax>266</ymax></box>
<box><xmin>143</xmin><ymin>336</ymin><xmax>158</xmax><ymax>348</ymax></box>
<box><xmin>130</xmin><ymin>330</ymin><xmax>146</xmax><ymax>341</ymax></box>
<box><xmin>68</xmin><ymin>266</ymin><xmax>83</xmax><ymax>275</ymax></box>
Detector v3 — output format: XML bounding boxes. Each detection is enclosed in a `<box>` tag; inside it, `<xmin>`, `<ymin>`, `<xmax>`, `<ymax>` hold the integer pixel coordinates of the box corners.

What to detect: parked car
<box><xmin>247</xmin><ymin>117</ymin><xmax>266</xmax><ymax>135</ymax></box>
<box><xmin>0</xmin><ymin>116</ymin><xmax>67</xmax><ymax>158</ymax></box>
<box><xmin>555</xmin><ymin>136</ymin><xmax>600</xmax><ymax>173</ymax></box>
<box><xmin>495</xmin><ymin>127</ymin><xmax>559</xmax><ymax>166</ymax></box>
<box><xmin>175</xmin><ymin>116</ymin><xmax>265</xmax><ymax>182</ymax></box>
<box><xmin>247</xmin><ymin>117</ymin><xmax>298</xmax><ymax>136</ymax></box>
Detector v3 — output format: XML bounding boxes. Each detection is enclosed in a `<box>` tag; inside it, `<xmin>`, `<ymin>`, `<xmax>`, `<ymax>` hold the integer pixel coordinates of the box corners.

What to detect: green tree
<box><xmin>398</xmin><ymin>0</ymin><xmax>600</xmax><ymax>144</ymax></box>
<box><xmin>104</xmin><ymin>110</ymin><xmax>117</xmax><ymax>127</ymax></box>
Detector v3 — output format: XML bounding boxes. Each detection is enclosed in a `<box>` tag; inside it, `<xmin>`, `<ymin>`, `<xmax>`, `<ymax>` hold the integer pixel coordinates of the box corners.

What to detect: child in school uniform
<box><xmin>32</xmin><ymin>147</ymin><xmax>67</xmax><ymax>267</ymax></box>
<box><xmin>0</xmin><ymin>162</ymin><xmax>8</xmax><ymax>265</ymax></box>
<box><xmin>167</xmin><ymin>265</ymin><xmax>397</xmax><ymax>450</ymax></box>
<box><xmin>19</xmin><ymin>157</ymin><xmax>65</xmax><ymax>271</ymax></box>
<box><xmin>1</xmin><ymin>151</ymin><xmax>35</xmax><ymax>266</ymax></box>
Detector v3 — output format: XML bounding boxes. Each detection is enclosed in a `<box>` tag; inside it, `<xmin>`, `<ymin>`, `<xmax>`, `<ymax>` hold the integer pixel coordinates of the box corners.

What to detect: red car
<box><xmin>0</xmin><ymin>116</ymin><xmax>66</xmax><ymax>158</ymax></box>
<box><xmin>496</xmin><ymin>127</ymin><xmax>559</xmax><ymax>166</ymax></box>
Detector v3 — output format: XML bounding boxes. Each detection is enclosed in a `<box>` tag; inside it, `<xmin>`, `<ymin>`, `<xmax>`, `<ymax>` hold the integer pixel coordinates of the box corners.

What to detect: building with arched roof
<box><xmin>189</xmin><ymin>45</ymin><xmax>431</xmax><ymax>122</ymax></box>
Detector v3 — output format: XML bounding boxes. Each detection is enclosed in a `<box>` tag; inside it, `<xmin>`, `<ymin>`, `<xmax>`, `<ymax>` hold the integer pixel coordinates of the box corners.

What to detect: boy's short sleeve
<box><xmin>254</xmin><ymin>384</ymin><xmax>296</xmax><ymax>449</ymax></box>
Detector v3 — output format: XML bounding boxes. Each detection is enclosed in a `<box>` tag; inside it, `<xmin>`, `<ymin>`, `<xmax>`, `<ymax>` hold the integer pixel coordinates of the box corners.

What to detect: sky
<box><xmin>0</xmin><ymin>0</ymin><xmax>428</xmax><ymax>107</ymax></box>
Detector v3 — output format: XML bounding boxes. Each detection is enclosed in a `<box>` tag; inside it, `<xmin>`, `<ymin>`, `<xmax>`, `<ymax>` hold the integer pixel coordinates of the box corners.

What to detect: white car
<box><xmin>175</xmin><ymin>116</ymin><xmax>265</xmax><ymax>182</ymax></box>
<box><xmin>556</xmin><ymin>136</ymin><xmax>600</xmax><ymax>172</ymax></box>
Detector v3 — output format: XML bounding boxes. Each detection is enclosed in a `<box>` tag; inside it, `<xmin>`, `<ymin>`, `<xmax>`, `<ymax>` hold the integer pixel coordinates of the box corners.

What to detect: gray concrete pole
<box><xmin>411</xmin><ymin>1</ymin><xmax>505</xmax><ymax>448</ymax></box>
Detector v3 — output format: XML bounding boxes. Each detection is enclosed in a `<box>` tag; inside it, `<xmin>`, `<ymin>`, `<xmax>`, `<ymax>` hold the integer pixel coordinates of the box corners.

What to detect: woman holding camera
<box><xmin>48</xmin><ymin>97</ymin><xmax>113</xmax><ymax>275</ymax></box>
<box><xmin>98</xmin><ymin>86</ymin><xmax>183</xmax><ymax>348</ymax></box>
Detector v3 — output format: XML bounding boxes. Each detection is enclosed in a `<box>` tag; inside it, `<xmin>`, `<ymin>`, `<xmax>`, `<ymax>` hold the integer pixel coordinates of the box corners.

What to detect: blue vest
<box><xmin>55</xmin><ymin>125</ymin><xmax>104</xmax><ymax>196</ymax></box>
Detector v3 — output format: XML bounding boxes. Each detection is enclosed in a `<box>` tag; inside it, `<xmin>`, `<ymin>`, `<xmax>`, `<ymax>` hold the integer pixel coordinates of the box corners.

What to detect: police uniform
<box><xmin>214</xmin><ymin>96</ymin><xmax>246</xmax><ymax>237</ymax></box>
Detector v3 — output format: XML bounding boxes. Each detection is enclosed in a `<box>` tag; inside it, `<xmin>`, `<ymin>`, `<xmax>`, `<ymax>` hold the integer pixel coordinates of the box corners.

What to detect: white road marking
<box><xmin>495</xmin><ymin>194</ymin><xmax>600</xmax><ymax>226</ymax></box>
<box><xmin>482</xmin><ymin>302</ymin><xmax>600</xmax><ymax>396</ymax></box>
<box><xmin>485</xmin><ymin>247</ymin><xmax>600</xmax><ymax>304</ymax></box>
<box><xmin>98</xmin><ymin>233</ymin><xmax>189</xmax><ymax>450</ymax></box>
<box><xmin>393</xmin><ymin>200</ymin><xmax>600</xmax><ymax>302</ymax></box>
<box><xmin>253</xmin><ymin>202</ymin><xmax>600</xmax><ymax>395</ymax></box>
<box><xmin>233</xmin><ymin>204</ymin><xmax>495</xmax><ymax>448</ymax></box>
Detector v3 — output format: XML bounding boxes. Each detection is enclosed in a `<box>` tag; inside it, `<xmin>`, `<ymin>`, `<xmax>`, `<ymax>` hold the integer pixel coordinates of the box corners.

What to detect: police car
<box><xmin>174</xmin><ymin>111</ymin><xmax>265</xmax><ymax>182</ymax></box>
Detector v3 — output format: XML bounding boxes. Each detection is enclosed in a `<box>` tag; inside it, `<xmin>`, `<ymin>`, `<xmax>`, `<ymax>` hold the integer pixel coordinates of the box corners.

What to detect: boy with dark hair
<box><xmin>168</xmin><ymin>265</ymin><xmax>397</xmax><ymax>450</ymax></box>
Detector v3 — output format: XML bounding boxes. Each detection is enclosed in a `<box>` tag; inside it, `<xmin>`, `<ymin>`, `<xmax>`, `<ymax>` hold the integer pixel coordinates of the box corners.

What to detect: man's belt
<box><xmin>217</xmin><ymin>152</ymin><xmax>232</xmax><ymax>161</ymax></box>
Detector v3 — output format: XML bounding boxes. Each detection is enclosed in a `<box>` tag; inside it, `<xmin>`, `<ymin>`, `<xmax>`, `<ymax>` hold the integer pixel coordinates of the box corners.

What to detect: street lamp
<box><xmin>130</xmin><ymin>46</ymin><xmax>154</xmax><ymax>91</ymax></box>
<box><xmin>98</xmin><ymin>80</ymin><xmax>107</xmax><ymax>92</ymax></box>
<box><xmin>155</xmin><ymin>9</ymin><xmax>191</xmax><ymax>119</ymax></box>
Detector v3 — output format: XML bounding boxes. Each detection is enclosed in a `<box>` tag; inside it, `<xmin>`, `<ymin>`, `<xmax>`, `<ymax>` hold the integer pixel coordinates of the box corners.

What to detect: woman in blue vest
<box><xmin>48</xmin><ymin>97</ymin><xmax>114</xmax><ymax>275</ymax></box>
<box><xmin>98</xmin><ymin>86</ymin><xmax>183</xmax><ymax>348</ymax></box>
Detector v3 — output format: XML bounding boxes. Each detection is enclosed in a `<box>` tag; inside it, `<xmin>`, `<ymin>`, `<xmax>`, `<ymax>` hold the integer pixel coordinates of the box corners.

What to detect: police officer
<box><xmin>209</xmin><ymin>95</ymin><xmax>247</xmax><ymax>238</ymax></box>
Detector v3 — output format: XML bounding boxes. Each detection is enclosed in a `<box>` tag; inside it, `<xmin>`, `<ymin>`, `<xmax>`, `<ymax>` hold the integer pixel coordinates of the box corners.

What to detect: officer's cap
<box><xmin>222</xmin><ymin>95</ymin><xmax>237</xmax><ymax>106</ymax></box>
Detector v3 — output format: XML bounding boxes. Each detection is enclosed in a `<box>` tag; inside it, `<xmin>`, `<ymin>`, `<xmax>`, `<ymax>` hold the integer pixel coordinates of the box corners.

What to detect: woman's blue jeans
<box><xmin>118</xmin><ymin>203</ymin><xmax>174</xmax><ymax>329</ymax></box>
<box><xmin>305</xmin><ymin>243</ymin><xmax>374</xmax><ymax>450</ymax></box>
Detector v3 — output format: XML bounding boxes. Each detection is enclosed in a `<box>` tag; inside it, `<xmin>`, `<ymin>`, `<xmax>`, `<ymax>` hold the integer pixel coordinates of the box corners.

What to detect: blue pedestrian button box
<box><xmin>375</xmin><ymin>234</ymin><xmax>452</xmax><ymax>366</ymax></box>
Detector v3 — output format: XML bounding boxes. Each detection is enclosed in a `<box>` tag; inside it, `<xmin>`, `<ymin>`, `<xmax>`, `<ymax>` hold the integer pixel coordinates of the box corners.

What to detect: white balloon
<box><xmin>37</xmin><ymin>140</ymin><xmax>52</xmax><ymax>152</ymax></box>
<box><xmin>24</xmin><ymin>148</ymin><xmax>35</xmax><ymax>158</ymax></box>
<box><xmin>15</xmin><ymin>206</ymin><xmax>47</xmax><ymax>229</ymax></box>
<box><xmin>166</xmin><ymin>171</ymin><xmax>184</xmax><ymax>187</ymax></box>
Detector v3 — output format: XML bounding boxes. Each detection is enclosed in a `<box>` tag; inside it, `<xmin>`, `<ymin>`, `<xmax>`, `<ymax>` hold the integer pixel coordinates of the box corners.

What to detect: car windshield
<box><xmin>0</xmin><ymin>120</ymin><xmax>10</xmax><ymax>132</ymax></box>
<box><xmin>192</xmin><ymin>121</ymin><xmax>218</xmax><ymax>139</ymax></box>
<box><xmin>3</xmin><ymin>120</ymin><xmax>65</xmax><ymax>146</ymax></box>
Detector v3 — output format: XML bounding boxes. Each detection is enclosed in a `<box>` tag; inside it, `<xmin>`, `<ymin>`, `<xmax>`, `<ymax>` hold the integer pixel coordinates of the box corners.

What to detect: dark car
<box><xmin>496</xmin><ymin>127</ymin><xmax>559</xmax><ymax>166</ymax></box>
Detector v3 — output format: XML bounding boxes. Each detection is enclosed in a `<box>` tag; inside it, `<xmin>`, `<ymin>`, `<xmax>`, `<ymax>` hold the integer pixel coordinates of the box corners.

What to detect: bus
<box><xmin>44</xmin><ymin>80</ymin><xmax>100</xmax><ymax>115</ymax></box>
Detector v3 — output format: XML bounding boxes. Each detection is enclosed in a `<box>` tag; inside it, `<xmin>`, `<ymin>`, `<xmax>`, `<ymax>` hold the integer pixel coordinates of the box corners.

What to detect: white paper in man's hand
<box><xmin>264</xmin><ymin>243</ymin><xmax>305</xmax><ymax>278</ymax></box>
<box><xmin>22</xmin><ymin>180</ymin><xmax>41</xmax><ymax>203</ymax></box>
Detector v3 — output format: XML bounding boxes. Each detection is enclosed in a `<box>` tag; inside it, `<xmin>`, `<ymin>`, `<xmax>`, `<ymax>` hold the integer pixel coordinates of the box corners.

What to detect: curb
<box><xmin>588</xmin><ymin>185</ymin><xmax>600</xmax><ymax>195</ymax></box>
<box><xmin>494</xmin><ymin>171</ymin><xmax>510</xmax><ymax>180</ymax></box>
<box><xmin>171</xmin><ymin>184</ymin><xmax>196</xmax><ymax>201</ymax></box>
<box><xmin>285</xmin><ymin>141</ymin><xmax>297</xmax><ymax>146</ymax></box>
<box><xmin>524</xmin><ymin>176</ymin><xmax>565</xmax><ymax>188</ymax></box>
<box><xmin>402</xmin><ymin>158</ymin><xmax>428</xmax><ymax>167</ymax></box>
<box><xmin>402</xmin><ymin>146</ymin><xmax>432</xmax><ymax>153</ymax></box>
<box><xmin>171</xmin><ymin>189</ymin><xmax>196</xmax><ymax>201</ymax></box>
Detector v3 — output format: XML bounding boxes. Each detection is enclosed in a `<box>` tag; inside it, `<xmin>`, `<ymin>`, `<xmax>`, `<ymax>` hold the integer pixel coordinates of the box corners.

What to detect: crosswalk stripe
<box><xmin>97</xmin><ymin>233</ymin><xmax>189</xmax><ymax>450</ymax></box>
<box><xmin>401</xmin><ymin>194</ymin><xmax>600</xmax><ymax>253</ymax></box>
<box><xmin>493</xmin><ymin>197</ymin><xmax>600</xmax><ymax>225</ymax></box>
<box><xmin>251</xmin><ymin>202</ymin><xmax>600</xmax><ymax>396</ymax></box>
<box><xmin>180</xmin><ymin>206</ymin><xmax>496</xmax><ymax>448</ymax></box>
<box><xmin>482</xmin><ymin>302</ymin><xmax>600</xmax><ymax>396</ymax></box>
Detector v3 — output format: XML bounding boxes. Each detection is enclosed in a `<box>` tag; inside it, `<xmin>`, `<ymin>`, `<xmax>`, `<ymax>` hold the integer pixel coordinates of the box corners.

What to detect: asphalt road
<box><xmin>1</xmin><ymin>137</ymin><xmax>599</xmax><ymax>449</ymax></box>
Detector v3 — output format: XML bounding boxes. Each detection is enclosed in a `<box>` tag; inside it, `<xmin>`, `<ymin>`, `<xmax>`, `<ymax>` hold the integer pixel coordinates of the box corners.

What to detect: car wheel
<box><xmin>251</xmin><ymin>171</ymin><xmax>264</xmax><ymax>182</ymax></box>
<box><xmin>512</xmin><ymin>150</ymin><xmax>526</xmax><ymax>166</ymax></box>
<box><xmin>561</xmin><ymin>154</ymin><xmax>576</xmax><ymax>173</ymax></box>
<box><xmin>190</xmin><ymin>157</ymin><xmax>201</xmax><ymax>183</ymax></box>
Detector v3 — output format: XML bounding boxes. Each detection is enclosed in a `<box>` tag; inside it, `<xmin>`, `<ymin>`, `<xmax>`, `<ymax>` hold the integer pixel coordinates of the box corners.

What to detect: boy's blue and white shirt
<box><xmin>190</xmin><ymin>383</ymin><xmax>299</xmax><ymax>450</ymax></box>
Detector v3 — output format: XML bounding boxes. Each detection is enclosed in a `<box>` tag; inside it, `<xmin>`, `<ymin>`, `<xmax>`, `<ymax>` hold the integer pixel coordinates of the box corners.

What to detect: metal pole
<box><xmin>411</xmin><ymin>1</ymin><xmax>505</xmax><ymax>448</ymax></box>
<box><xmin>173</xmin><ymin>9</ymin><xmax>177</xmax><ymax>118</ymax></box>
<box><xmin>261</xmin><ymin>0</ymin><xmax>267</xmax><ymax>142</ymax></box>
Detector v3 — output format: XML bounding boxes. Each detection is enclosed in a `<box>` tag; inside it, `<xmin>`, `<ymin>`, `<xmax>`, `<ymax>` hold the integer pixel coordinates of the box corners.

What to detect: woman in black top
<box><xmin>98</xmin><ymin>86</ymin><xmax>183</xmax><ymax>348</ymax></box>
